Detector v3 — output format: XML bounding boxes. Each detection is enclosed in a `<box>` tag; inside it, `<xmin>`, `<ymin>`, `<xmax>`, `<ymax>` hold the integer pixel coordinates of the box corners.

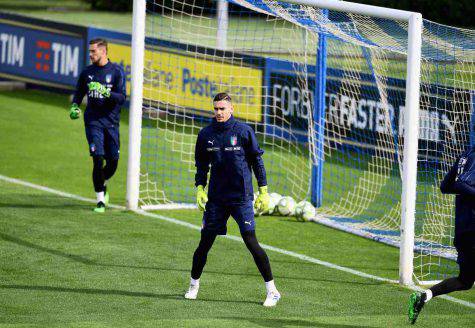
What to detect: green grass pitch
<box><xmin>0</xmin><ymin>89</ymin><xmax>474</xmax><ymax>326</ymax></box>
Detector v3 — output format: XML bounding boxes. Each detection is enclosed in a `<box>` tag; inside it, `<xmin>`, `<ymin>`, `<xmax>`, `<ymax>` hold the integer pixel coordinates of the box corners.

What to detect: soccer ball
<box><xmin>277</xmin><ymin>196</ymin><xmax>296</xmax><ymax>216</ymax></box>
<box><xmin>294</xmin><ymin>200</ymin><xmax>305</xmax><ymax>219</ymax></box>
<box><xmin>268</xmin><ymin>192</ymin><xmax>282</xmax><ymax>215</ymax></box>
<box><xmin>295</xmin><ymin>200</ymin><xmax>316</xmax><ymax>221</ymax></box>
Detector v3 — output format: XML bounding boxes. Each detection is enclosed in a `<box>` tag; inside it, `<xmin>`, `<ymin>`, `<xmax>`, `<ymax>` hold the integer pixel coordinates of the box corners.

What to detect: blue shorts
<box><xmin>202</xmin><ymin>201</ymin><xmax>255</xmax><ymax>235</ymax></box>
<box><xmin>85</xmin><ymin>125</ymin><xmax>120</xmax><ymax>160</ymax></box>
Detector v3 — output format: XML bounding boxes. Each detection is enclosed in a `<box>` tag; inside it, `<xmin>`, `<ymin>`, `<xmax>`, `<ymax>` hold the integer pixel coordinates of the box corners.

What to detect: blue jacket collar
<box><xmin>212</xmin><ymin>115</ymin><xmax>236</xmax><ymax>131</ymax></box>
<box><xmin>94</xmin><ymin>60</ymin><xmax>111</xmax><ymax>69</ymax></box>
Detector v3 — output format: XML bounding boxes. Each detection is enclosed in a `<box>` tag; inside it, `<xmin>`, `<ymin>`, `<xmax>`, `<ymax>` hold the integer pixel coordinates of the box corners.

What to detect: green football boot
<box><xmin>408</xmin><ymin>292</ymin><xmax>425</xmax><ymax>324</ymax></box>
<box><xmin>94</xmin><ymin>201</ymin><xmax>106</xmax><ymax>213</ymax></box>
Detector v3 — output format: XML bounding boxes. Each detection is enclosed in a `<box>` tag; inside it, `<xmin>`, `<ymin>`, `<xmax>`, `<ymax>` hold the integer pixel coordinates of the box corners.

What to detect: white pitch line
<box><xmin>1</xmin><ymin>174</ymin><xmax>474</xmax><ymax>309</ymax></box>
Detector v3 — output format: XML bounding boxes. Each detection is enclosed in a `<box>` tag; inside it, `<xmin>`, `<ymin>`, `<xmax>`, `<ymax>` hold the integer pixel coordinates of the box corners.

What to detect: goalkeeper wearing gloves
<box><xmin>70</xmin><ymin>38</ymin><xmax>126</xmax><ymax>213</ymax></box>
<box><xmin>186</xmin><ymin>92</ymin><xmax>280</xmax><ymax>307</ymax></box>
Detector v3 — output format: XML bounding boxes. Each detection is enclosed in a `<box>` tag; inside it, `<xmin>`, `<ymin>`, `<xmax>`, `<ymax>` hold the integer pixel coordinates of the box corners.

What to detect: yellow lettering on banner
<box><xmin>108</xmin><ymin>43</ymin><xmax>262</xmax><ymax>122</ymax></box>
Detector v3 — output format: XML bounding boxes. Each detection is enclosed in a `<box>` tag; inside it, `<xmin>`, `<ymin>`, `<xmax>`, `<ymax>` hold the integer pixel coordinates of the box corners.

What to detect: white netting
<box><xmin>137</xmin><ymin>0</ymin><xmax>474</xmax><ymax>282</ymax></box>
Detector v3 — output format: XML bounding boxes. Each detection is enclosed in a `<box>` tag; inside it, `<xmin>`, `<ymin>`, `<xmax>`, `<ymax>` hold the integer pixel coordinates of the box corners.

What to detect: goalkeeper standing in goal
<box><xmin>185</xmin><ymin>92</ymin><xmax>281</xmax><ymax>307</ymax></box>
<box><xmin>69</xmin><ymin>38</ymin><xmax>126</xmax><ymax>213</ymax></box>
<box><xmin>408</xmin><ymin>146</ymin><xmax>475</xmax><ymax>324</ymax></box>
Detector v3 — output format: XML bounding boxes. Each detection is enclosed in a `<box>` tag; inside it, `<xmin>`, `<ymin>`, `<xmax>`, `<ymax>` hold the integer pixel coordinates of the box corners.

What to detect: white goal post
<box><xmin>284</xmin><ymin>0</ymin><xmax>424</xmax><ymax>287</ymax></box>
<box><xmin>126</xmin><ymin>0</ymin><xmax>146</xmax><ymax>211</ymax></box>
<box><xmin>127</xmin><ymin>0</ymin><xmax>424</xmax><ymax>285</ymax></box>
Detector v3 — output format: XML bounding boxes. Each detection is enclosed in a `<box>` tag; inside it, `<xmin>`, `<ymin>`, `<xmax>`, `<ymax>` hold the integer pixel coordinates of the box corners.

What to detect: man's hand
<box><xmin>88</xmin><ymin>81</ymin><xmax>111</xmax><ymax>98</ymax></box>
<box><xmin>254</xmin><ymin>186</ymin><xmax>270</xmax><ymax>214</ymax></box>
<box><xmin>196</xmin><ymin>185</ymin><xmax>208</xmax><ymax>211</ymax></box>
<box><xmin>69</xmin><ymin>103</ymin><xmax>81</xmax><ymax>120</ymax></box>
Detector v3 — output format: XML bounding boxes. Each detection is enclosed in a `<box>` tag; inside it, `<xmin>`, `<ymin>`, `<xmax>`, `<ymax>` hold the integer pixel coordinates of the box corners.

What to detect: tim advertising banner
<box><xmin>266</xmin><ymin>59</ymin><xmax>473</xmax><ymax>157</ymax></box>
<box><xmin>0</xmin><ymin>13</ymin><xmax>87</xmax><ymax>89</ymax></box>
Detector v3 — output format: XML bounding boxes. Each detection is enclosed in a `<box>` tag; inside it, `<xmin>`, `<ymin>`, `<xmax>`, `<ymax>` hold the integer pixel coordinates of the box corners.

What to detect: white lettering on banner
<box><xmin>339</xmin><ymin>94</ymin><xmax>349</xmax><ymax>127</ymax></box>
<box><xmin>0</xmin><ymin>33</ymin><xmax>24</xmax><ymax>67</ymax></box>
<box><xmin>329</xmin><ymin>93</ymin><xmax>393</xmax><ymax>134</ymax></box>
<box><xmin>273</xmin><ymin>82</ymin><xmax>451</xmax><ymax>143</ymax></box>
<box><xmin>328</xmin><ymin>93</ymin><xmax>339</xmax><ymax>125</ymax></box>
<box><xmin>399</xmin><ymin>107</ymin><xmax>454</xmax><ymax>143</ymax></box>
<box><xmin>440</xmin><ymin>114</ymin><xmax>456</xmax><ymax>144</ymax></box>
<box><xmin>419</xmin><ymin>110</ymin><xmax>439</xmax><ymax>142</ymax></box>
<box><xmin>272</xmin><ymin>84</ymin><xmax>312</xmax><ymax>120</ymax></box>
<box><xmin>281</xmin><ymin>85</ymin><xmax>291</xmax><ymax>116</ymax></box>
<box><xmin>357</xmin><ymin>99</ymin><xmax>367</xmax><ymax>129</ymax></box>
<box><xmin>52</xmin><ymin>43</ymin><xmax>60</xmax><ymax>73</ymax></box>
<box><xmin>367</xmin><ymin>100</ymin><xmax>376</xmax><ymax>131</ymax></box>
<box><xmin>52</xmin><ymin>42</ymin><xmax>79</xmax><ymax>77</ymax></box>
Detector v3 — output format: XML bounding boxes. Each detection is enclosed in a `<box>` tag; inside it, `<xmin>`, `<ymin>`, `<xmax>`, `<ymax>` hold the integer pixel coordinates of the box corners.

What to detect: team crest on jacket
<box><xmin>105</xmin><ymin>74</ymin><xmax>112</xmax><ymax>83</ymax></box>
<box><xmin>230</xmin><ymin>135</ymin><xmax>237</xmax><ymax>146</ymax></box>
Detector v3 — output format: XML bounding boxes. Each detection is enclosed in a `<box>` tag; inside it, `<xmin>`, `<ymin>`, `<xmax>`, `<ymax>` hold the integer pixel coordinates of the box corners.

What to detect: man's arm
<box><xmin>245</xmin><ymin>127</ymin><xmax>267</xmax><ymax>187</ymax></box>
<box><xmin>245</xmin><ymin>127</ymin><xmax>269</xmax><ymax>213</ymax></box>
<box><xmin>69</xmin><ymin>70</ymin><xmax>86</xmax><ymax>119</ymax></box>
<box><xmin>452</xmin><ymin>157</ymin><xmax>475</xmax><ymax>197</ymax></box>
<box><xmin>195</xmin><ymin>131</ymin><xmax>209</xmax><ymax>211</ymax></box>
<box><xmin>440</xmin><ymin>157</ymin><xmax>459</xmax><ymax>194</ymax></box>
<box><xmin>109</xmin><ymin>67</ymin><xmax>126</xmax><ymax>105</ymax></box>
<box><xmin>72</xmin><ymin>70</ymin><xmax>87</xmax><ymax>105</ymax></box>
<box><xmin>195</xmin><ymin>132</ymin><xmax>210</xmax><ymax>187</ymax></box>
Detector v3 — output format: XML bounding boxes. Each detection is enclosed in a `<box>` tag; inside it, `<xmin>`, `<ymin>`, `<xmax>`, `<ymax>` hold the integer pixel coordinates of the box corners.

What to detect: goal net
<box><xmin>132</xmin><ymin>0</ymin><xmax>474</xmax><ymax>283</ymax></box>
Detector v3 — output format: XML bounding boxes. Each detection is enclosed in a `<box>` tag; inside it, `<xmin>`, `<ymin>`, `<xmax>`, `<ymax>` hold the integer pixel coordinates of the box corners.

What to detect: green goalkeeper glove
<box><xmin>196</xmin><ymin>185</ymin><xmax>208</xmax><ymax>211</ymax></box>
<box><xmin>254</xmin><ymin>186</ymin><xmax>270</xmax><ymax>214</ymax></box>
<box><xmin>88</xmin><ymin>81</ymin><xmax>110</xmax><ymax>98</ymax></box>
<box><xmin>69</xmin><ymin>103</ymin><xmax>81</xmax><ymax>120</ymax></box>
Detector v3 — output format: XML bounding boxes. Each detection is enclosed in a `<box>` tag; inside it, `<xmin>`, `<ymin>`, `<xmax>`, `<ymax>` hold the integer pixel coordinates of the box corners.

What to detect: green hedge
<box><xmin>88</xmin><ymin>0</ymin><xmax>132</xmax><ymax>12</ymax></box>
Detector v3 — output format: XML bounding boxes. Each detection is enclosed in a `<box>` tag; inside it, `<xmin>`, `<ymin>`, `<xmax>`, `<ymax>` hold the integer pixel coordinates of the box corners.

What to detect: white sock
<box><xmin>424</xmin><ymin>289</ymin><xmax>433</xmax><ymax>302</ymax></box>
<box><xmin>96</xmin><ymin>191</ymin><xmax>105</xmax><ymax>203</ymax></box>
<box><xmin>265</xmin><ymin>280</ymin><xmax>277</xmax><ymax>293</ymax></box>
<box><xmin>190</xmin><ymin>278</ymin><xmax>200</xmax><ymax>286</ymax></box>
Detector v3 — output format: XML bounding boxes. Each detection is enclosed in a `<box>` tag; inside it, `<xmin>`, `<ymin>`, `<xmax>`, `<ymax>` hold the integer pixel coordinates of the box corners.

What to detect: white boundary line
<box><xmin>0</xmin><ymin>174</ymin><xmax>474</xmax><ymax>309</ymax></box>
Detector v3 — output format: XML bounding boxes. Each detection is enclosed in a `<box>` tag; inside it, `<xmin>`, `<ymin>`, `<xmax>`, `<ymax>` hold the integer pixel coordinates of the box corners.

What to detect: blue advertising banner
<box><xmin>0</xmin><ymin>12</ymin><xmax>87</xmax><ymax>89</ymax></box>
<box><xmin>265</xmin><ymin>58</ymin><xmax>473</xmax><ymax>159</ymax></box>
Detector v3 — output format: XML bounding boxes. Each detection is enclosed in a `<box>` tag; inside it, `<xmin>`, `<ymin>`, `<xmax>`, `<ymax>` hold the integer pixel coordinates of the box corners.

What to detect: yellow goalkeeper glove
<box><xmin>254</xmin><ymin>186</ymin><xmax>270</xmax><ymax>214</ymax></box>
<box><xmin>196</xmin><ymin>185</ymin><xmax>208</xmax><ymax>211</ymax></box>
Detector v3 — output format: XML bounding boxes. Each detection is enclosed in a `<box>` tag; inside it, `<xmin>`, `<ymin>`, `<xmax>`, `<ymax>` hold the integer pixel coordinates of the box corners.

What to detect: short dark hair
<box><xmin>89</xmin><ymin>38</ymin><xmax>108</xmax><ymax>52</ymax></box>
<box><xmin>213</xmin><ymin>92</ymin><xmax>231</xmax><ymax>103</ymax></box>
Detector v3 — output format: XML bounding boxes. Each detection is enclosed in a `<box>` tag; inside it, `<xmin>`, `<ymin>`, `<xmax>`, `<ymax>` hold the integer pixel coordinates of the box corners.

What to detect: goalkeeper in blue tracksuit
<box><xmin>69</xmin><ymin>38</ymin><xmax>126</xmax><ymax>213</ymax></box>
<box><xmin>408</xmin><ymin>145</ymin><xmax>475</xmax><ymax>324</ymax></box>
<box><xmin>184</xmin><ymin>92</ymin><xmax>281</xmax><ymax>307</ymax></box>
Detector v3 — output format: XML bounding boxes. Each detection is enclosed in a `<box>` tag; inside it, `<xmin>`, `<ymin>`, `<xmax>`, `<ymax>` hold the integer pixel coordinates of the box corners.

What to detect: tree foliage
<box><xmin>352</xmin><ymin>0</ymin><xmax>473</xmax><ymax>28</ymax></box>
<box><xmin>92</xmin><ymin>0</ymin><xmax>474</xmax><ymax>28</ymax></box>
<box><xmin>87</xmin><ymin>0</ymin><xmax>132</xmax><ymax>12</ymax></box>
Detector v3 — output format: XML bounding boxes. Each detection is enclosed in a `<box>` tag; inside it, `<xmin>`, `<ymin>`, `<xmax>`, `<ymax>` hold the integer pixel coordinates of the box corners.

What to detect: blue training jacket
<box><xmin>195</xmin><ymin>115</ymin><xmax>267</xmax><ymax>203</ymax></box>
<box><xmin>440</xmin><ymin>146</ymin><xmax>475</xmax><ymax>246</ymax></box>
<box><xmin>72</xmin><ymin>60</ymin><xmax>126</xmax><ymax>127</ymax></box>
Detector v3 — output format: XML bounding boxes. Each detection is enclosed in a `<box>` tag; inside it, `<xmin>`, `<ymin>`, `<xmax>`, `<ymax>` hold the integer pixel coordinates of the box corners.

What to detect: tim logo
<box><xmin>34</xmin><ymin>40</ymin><xmax>79</xmax><ymax>77</ymax></box>
<box><xmin>0</xmin><ymin>33</ymin><xmax>24</xmax><ymax>67</ymax></box>
<box><xmin>35</xmin><ymin>40</ymin><xmax>51</xmax><ymax>72</ymax></box>
<box><xmin>230</xmin><ymin>135</ymin><xmax>237</xmax><ymax>146</ymax></box>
